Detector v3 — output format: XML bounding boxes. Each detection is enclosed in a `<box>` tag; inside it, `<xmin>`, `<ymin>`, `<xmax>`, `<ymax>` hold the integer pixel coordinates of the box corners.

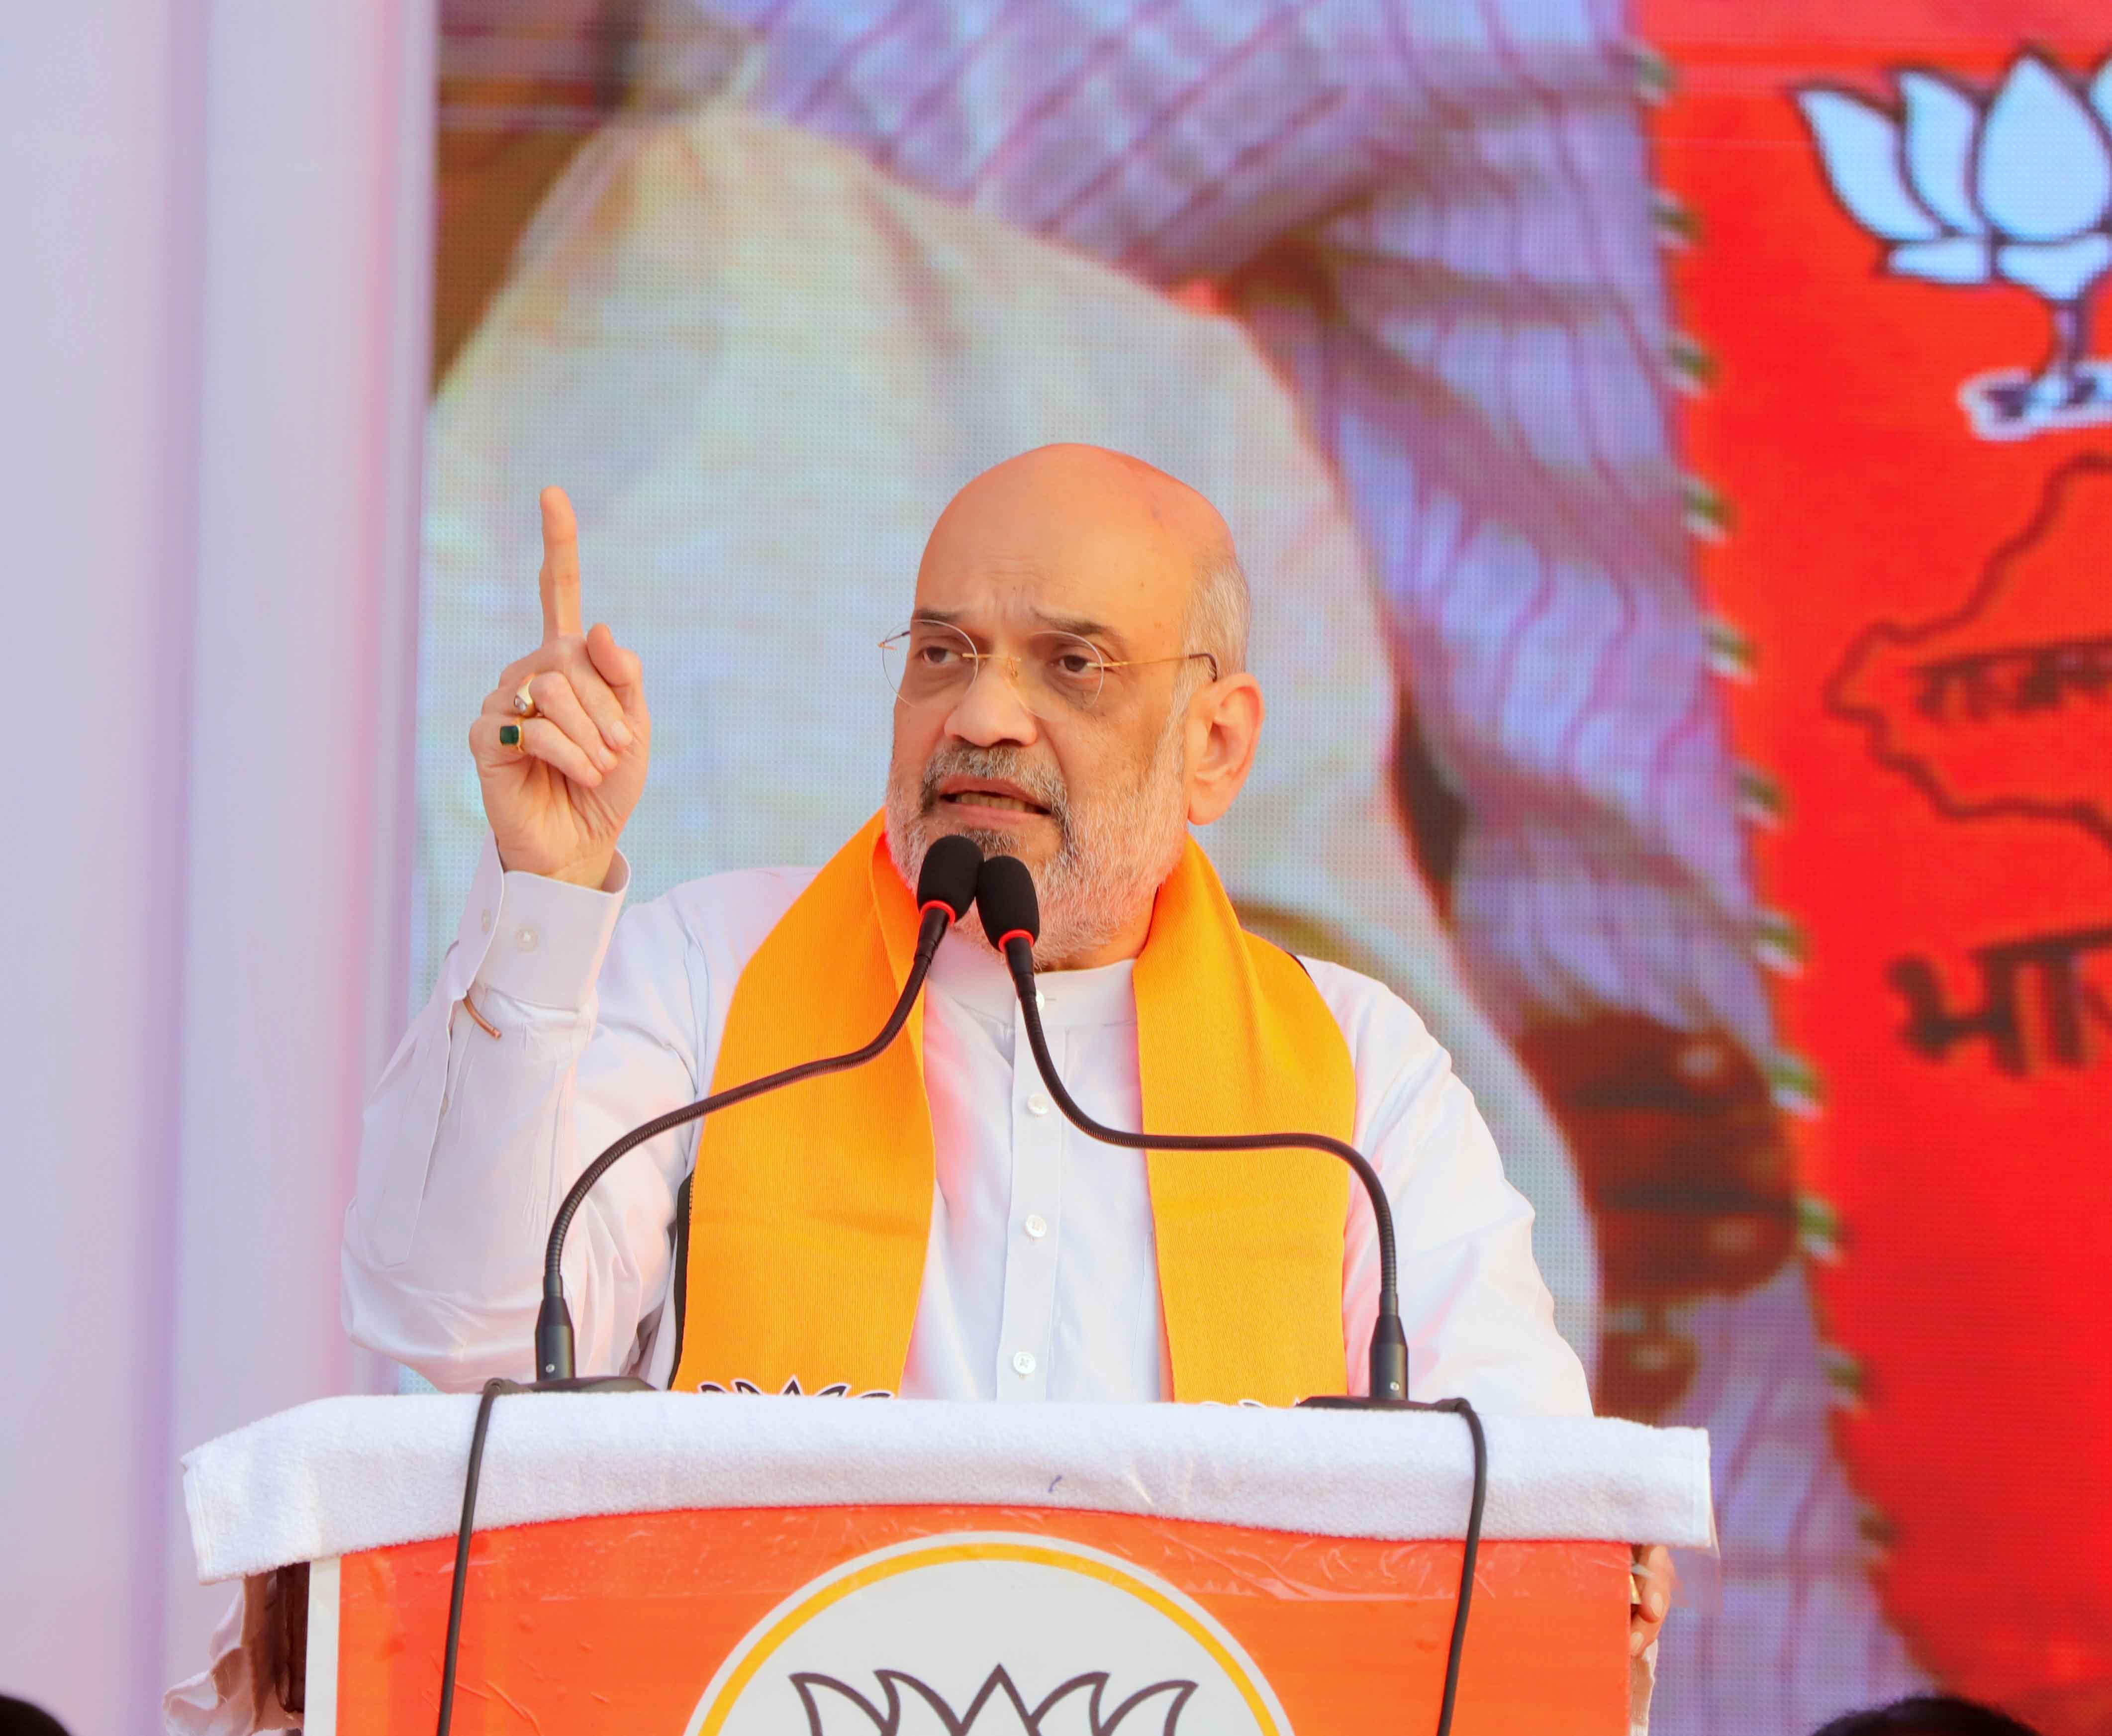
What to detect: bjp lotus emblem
<box><xmin>792</xmin><ymin>1666</ymin><xmax>1195</xmax><ymax>1735</ymax></box>
<box><xmin>1798</xmin><ymin>52</ymin><xmax>2112</xmax><ymax>438</ymax></box>
<box><xmin>684</xmin><ymin>1534</ymin><xmax>1290</xmax><ymax>1736</ymax></box>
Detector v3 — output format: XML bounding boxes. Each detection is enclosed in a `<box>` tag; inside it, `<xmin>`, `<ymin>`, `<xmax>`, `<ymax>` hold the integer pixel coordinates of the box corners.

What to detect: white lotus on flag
<box><xmin>1798</xmin><ymin>51</ymin><xmax>2112</xmax><ymax>435</ymax></box>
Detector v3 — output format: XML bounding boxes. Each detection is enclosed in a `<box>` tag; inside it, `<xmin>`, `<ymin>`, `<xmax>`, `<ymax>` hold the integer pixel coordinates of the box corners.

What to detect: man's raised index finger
<box><xmin>538</xmin><ymin>485</ymin><xmax>583</xmax><ymax>642</ymax></box>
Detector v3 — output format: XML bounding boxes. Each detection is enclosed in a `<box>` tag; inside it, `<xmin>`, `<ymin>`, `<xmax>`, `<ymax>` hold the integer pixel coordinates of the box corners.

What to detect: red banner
<box><xmin>1641</xmin><ymin>2</ymin><xmax>2112</xmax><ymax>1723</ymax></box>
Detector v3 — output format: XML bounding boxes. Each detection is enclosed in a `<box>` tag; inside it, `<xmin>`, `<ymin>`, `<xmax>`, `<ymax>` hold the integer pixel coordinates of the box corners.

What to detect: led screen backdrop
<box><xmin>416</xmin><ymin>4</ymin><xmax>2112</xmax><ymax>1731</ymax></box>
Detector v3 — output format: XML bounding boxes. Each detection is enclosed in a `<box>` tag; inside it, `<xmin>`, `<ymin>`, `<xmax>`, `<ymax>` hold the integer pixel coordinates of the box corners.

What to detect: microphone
<box><xmin>534</xmin><ymin>832</ymin><xmax>985</xmax><ymax>1384</ymax></box>
<box><xmin>975</xmin><ymin>853</ymin><xmax>1488</xmax><ymax>1736</ymax></box>
<box><xmin>972</xmin><ymin>854</ymin><xmax>1409</xmax><ymax>1403</ymax></box>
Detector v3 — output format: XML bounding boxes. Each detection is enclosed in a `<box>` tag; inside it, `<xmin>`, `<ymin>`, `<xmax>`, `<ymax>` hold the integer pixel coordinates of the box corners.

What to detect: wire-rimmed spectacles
<box><xmin>879</xmin><ymin>620</ymin><xmax>1220</xmax><ymax>718</ymax></box>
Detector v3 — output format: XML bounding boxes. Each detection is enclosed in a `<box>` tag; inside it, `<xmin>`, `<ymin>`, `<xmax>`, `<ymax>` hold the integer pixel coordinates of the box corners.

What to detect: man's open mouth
<box><xmin>938</xmin><ymin>784</ymin><xmax>1052</xmax><ymax>816</ymax></box>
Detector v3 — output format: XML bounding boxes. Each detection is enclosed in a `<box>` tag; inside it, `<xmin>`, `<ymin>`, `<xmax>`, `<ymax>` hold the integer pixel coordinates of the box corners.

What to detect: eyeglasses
<box><xmin>879</xmin><ymin>620</ymin><xmax>1220</xmax><ymax>718</ymax></box>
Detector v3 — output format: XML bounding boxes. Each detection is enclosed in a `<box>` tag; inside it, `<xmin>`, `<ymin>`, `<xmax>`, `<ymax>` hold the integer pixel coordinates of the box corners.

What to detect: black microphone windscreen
<box><xmin>916</xmin><ymin>834</ymin><xmax>984</xmax><ymax>923</ymax></box>
<box><xmin>975</xmin><ymin>854</ymin><xmax>1041</xmax><ymax>945</ymax></box>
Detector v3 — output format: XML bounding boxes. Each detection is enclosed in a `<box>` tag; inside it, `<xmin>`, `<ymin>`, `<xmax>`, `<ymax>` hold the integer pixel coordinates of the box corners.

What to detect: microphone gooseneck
<box><xmin>975</xmin><ymin>852</ymin><xmax>1488</xmax><ymax>1736</ymax></box>
<box><xmin>972</xmin><ymin>854</ymin><xmax>1407</xmax><ymax>1403</ymax></box>
<box><xmin>534</xmin><ymin>833</ymin><xmax>983</xmax><ymax>1382</ymax></box>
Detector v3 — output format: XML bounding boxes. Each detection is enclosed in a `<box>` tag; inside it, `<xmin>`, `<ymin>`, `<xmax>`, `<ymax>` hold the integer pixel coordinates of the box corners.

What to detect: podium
<box><xmin>178</xmin><ymin>1394</ymin><xmax>1712</xmax><ymax>1734</ymax></box>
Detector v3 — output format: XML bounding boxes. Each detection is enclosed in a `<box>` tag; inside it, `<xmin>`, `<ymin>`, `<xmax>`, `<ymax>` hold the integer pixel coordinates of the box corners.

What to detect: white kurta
<box><xmin>344</xmin><ymin>836</ymin><xmax>1592</xmax><ymax>1415</ymax></box>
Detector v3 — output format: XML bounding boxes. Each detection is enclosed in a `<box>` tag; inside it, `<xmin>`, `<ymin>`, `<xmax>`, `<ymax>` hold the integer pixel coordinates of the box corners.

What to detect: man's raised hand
<box><xmin>469</xmin><ymin>487</ymin><xmax>650</xmax><ymax>888</ymax></box>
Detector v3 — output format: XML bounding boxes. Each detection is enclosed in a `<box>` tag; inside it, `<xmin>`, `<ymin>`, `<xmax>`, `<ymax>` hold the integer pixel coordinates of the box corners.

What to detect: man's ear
<box><xmin>1185</xmin><ymin>673</ymin><xmax>1262</xmax><ymax>827</ymax></box>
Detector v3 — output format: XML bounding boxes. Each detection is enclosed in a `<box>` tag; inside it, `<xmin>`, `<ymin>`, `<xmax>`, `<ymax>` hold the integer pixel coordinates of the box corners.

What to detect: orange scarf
<box><xmin>669</xmin><ymin>813</ymin><xmax>1356</xmax><ymax>1405</ymax></box>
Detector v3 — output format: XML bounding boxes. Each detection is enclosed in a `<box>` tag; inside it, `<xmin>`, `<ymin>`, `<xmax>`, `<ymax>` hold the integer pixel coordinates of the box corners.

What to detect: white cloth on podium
<box><xmin>182</xmin><ymin>1391</ymin><xmax>1713</xmax><ymax>1584</ymax></box>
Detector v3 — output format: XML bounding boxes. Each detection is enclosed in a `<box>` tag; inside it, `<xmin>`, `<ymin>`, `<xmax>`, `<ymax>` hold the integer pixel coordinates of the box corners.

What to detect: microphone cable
<box><xmin>435</xmin><ymin>1374</ymin><xmax>522</xmax><ymax>1736</ymax></box>
<box><xmin>432</xmin><ymin>834</ymin><xmax>983</xmax><ymax>1736</ymax></box>
<box><xmin>974</xmin><ymin>853</ymin><xmax>1489</xmax><ymax>1736</ymax></box>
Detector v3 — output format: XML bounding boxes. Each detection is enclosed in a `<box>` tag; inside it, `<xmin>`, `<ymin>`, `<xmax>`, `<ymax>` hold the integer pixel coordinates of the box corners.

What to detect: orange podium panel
<box><xmin>310</xmin><ymin>1506</ymin><xmax>1629</xmax><ymax>1734</ymax></box>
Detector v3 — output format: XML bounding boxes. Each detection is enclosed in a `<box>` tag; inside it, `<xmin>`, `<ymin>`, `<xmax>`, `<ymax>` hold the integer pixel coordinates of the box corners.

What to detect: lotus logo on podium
<box><xmin>683</xmin><ymin>1534</ymin><xmax>1292</xmax><ymax>1736</ymax></box>
<box><xmin>792</xmin><ymin>1665</ymin><xmax>1194</xmax><ymax>1735</ymax></box>
<box><xmin>1797</xmin><ymin>51</ymin><xmax>2112</xmax><ymax>439</ymax></box>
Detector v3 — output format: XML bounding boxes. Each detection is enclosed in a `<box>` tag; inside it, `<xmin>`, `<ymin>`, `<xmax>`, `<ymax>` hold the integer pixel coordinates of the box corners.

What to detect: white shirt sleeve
<box><xmin>342</xmin><ymin>834</ymin><xmax>705</xmax><ymax>1389</ymax></box>
<box><xmin>1315</xmin><ymin>959</ymin><xmax>1595</xmax><ymax>1418</ymax></box>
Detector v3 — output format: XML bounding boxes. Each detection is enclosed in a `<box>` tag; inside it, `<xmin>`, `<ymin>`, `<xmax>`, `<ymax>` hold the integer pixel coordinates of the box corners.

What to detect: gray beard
<box><xmin>885</xmin><ymin>718</ymin><xmax>1189</xmax><ymax>969</ymax></box>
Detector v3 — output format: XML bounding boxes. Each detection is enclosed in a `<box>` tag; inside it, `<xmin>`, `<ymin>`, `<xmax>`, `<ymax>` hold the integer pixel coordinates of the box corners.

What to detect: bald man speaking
<box><xmin>346</xmin><ymin>444</ymin><xmax>1669</xmax><ymax>1651</ymax></box>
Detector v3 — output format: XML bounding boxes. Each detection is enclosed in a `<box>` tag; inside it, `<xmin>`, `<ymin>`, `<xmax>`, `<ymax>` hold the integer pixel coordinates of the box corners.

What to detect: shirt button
<box><xmin>1024</xmin><ymin>1213</ymin><xmax>1049</xmax><ymax>1240</ymax></box>
<box><xmin>1028</xmin><ymin>1093</ymin><xmax>1051</xmax><ymax>1116</ymax></box>
<box><xmin>1011</xmin><ymin>1350</ymin><xmax>1038</xmax><ymax>1377</ymax></box>
<box><xmin>480</xmin><ymin>909</ymin><xmax>492</xmax><ymax>935</ymax></box>
<box><xmin>513</xmin><ymin>925</ymin><xmax>539</xmax><ymax>952</ymax></box>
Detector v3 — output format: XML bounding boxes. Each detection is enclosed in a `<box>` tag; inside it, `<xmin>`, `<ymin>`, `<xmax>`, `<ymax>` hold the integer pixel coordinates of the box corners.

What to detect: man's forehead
<box><xmin>911</xmin><ymin>550</ymin><xmax>1173</xmax><ymax>635</ymax></box>
<box><xmin>915</xmin><ymin>451</ymin><xmax>1211</xmax><ymax>638</ymax></box>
